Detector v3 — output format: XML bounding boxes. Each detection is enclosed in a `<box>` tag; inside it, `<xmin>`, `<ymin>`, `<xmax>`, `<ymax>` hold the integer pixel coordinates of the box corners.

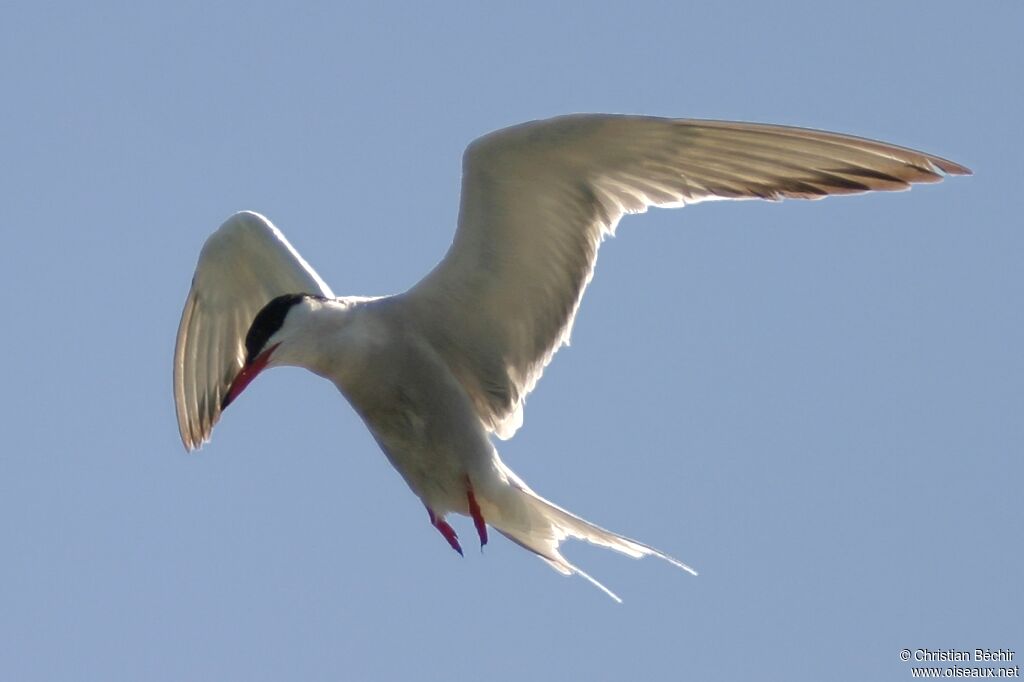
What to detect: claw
<box><xmin>466</xmin><ymin>477</ymin><xmax>488</xmax><ymax>549</ymax></box>
<box><xmin>428</xmin><ymin>507</ymin><xmax>463</xmax><ymax>556</ymax></box>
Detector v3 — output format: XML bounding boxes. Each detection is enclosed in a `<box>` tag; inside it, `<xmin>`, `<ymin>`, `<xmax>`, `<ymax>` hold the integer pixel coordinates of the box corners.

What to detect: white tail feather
<box><xmin>484</xmin><ymin>465</ymin><xmax>696</xmax><ymax>601</ymax></box>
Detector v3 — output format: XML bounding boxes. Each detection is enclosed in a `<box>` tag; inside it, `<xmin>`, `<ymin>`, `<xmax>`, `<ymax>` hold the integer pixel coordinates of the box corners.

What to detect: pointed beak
<box><xmin>222</xmin><ymin>343</ymin><xmax>279</xmax><ymax>410</ymax></box>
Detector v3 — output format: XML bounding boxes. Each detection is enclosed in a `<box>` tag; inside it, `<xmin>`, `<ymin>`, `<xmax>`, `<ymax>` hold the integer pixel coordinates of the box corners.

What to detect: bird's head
<box><xmin>222</xmin><ymin>293</ymin><xmax>320</xmax><ymax>410</ymax></box>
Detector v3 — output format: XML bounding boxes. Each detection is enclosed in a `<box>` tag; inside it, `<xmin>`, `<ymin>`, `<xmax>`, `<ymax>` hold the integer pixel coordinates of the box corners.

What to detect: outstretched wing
<box><xmin>402</xmin><ymin>114</ymin><xmax>970</xmax><ymax>439</ymax></box>
<box><xmin>173</xmin><ymin>211</ymin><xmax>334</xmax><ymax>450</ymax></box>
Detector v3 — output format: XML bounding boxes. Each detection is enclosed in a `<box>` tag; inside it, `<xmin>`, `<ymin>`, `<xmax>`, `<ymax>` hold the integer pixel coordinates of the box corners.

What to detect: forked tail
<box><xmin>485</xmin><ymin>465</ymin><xmax>697</xmax><ymax>602</ymax></box>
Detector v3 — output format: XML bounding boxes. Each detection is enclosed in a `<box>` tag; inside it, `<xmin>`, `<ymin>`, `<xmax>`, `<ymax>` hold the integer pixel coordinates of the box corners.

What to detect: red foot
<box><xmin>466</xmin><ymin>477</ymin><xmax>488</xmax><ymax>549</ymax></box>
<box><xmin>427</xmin><ymin>508</ymin><xmax>463</xmax><ymax>556</ymax></box>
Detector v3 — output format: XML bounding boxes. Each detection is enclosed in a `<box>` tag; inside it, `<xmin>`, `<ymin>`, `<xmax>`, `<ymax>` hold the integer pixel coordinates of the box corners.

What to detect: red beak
<box><xmin>222</xmin><ymin>343</ymin><xmax>279</xmax><ymax>410</ymax></box>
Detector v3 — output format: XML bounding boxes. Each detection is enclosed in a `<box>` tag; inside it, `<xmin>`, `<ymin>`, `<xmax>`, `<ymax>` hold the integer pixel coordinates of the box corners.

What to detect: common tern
<box><xmin>174</xmin><ymin>114</ymin><xmax>969</xmax><ymax>600</ymax></box>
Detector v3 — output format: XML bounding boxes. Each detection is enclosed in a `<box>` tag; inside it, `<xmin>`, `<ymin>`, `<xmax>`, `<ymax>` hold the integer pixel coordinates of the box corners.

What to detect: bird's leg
<box><xmin>427</xmin><ymin>507</ymin><xmax>463</xmax><ymax>556</ymax></box>
<box><xmin>465</xmin><ymin>476</ymin><xmax>488</xmax><ymax>549</ymax></box>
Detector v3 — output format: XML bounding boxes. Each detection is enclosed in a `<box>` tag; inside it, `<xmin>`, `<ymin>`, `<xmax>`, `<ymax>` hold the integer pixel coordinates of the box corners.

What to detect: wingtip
<box><xmin>179</xmin><ymin>430</ymin><xmax>209</xmax><ymax>453</ymax></box>
<box><xmin>929</xmin><ymin>156</ymin><xmax>973</xmax><ymax>177</ymax></box>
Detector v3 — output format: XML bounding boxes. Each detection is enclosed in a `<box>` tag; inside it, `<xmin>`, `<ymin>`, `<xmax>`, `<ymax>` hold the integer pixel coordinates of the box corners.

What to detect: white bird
<box><xmin>174</xmin><ymin>114</ymin><xmax>969</xmax><ymax>601</ymax></box>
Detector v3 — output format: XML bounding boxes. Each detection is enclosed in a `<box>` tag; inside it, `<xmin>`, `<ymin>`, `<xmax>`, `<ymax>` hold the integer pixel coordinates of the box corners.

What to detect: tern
<box><xmin>174</xmin><ymin>114</ymin><xmax>969</xmax><ymax>600</ymax></box>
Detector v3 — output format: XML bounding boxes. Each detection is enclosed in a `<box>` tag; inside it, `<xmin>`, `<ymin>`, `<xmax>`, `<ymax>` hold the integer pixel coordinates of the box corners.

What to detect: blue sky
<box><xmin>2</xmin><ymin>2</ymin><xmax>1020</xmax><ymax>680</ymax></box>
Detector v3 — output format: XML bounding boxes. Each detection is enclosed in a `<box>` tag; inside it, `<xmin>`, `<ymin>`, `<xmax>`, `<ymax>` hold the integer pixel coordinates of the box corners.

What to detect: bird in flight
<box><xmin>174</xmin><ymin>114</ymin><xmax>969</xmax><ymax>601</ymax></box>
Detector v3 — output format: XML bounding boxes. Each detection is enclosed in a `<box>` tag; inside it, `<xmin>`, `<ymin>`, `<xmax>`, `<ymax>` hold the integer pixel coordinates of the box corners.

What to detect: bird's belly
<box><xmin>337</xmin><ymin>362</ymin><xmax>494</xmax><ymax>516</ymax></box>
<box><xmin>328</xmin><ymin>316</ymin><xmax>497</xmax><ymax>515</ymax></box>
<box><xmin>360</xmin><ymin>405</ymin><xmax>477</xmax><ymax>514</ymax></box>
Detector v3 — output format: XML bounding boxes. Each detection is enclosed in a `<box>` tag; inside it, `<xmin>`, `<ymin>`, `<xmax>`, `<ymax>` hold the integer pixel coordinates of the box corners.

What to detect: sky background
<box><xmin>1</xmin><ymin>2</ymin><xmax>1020</xmax><ymax>680</ymax></box>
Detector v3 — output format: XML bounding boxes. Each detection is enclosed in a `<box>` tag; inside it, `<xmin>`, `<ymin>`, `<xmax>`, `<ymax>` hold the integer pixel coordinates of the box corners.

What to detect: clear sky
<box><xmin>2</xmin><ymin>2</ymin><xmax>1020</xmax><ymax>680</ymax></box>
